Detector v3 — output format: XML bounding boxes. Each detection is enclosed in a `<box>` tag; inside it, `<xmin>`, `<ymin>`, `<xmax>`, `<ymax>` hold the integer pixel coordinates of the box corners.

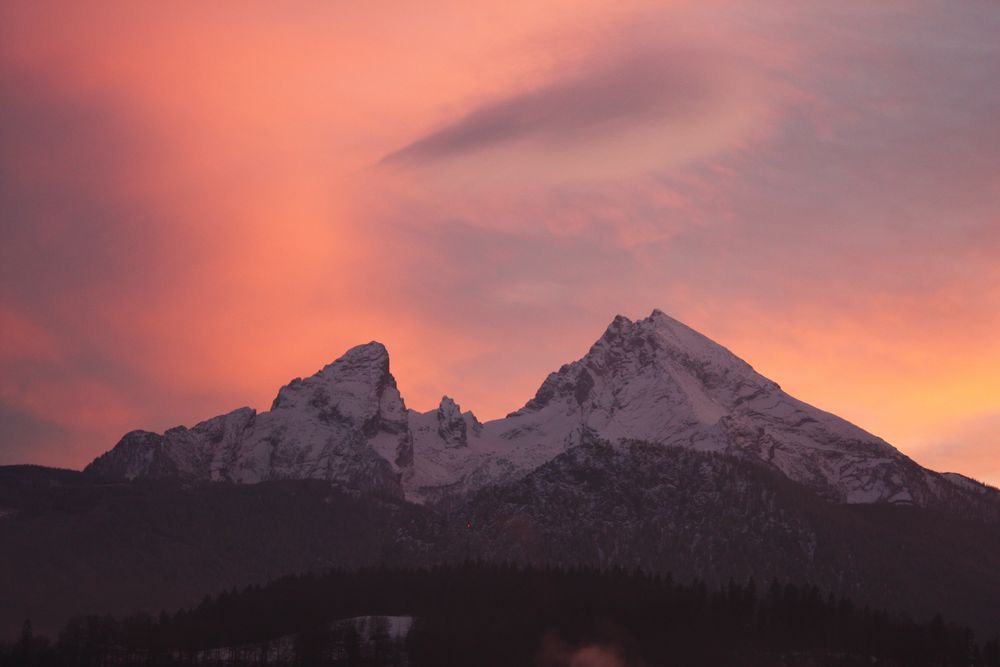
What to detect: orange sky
<box><xmin>1</xmin><ymin>1</ymin><xmax>998</xmax><ymax>485</ymax></box>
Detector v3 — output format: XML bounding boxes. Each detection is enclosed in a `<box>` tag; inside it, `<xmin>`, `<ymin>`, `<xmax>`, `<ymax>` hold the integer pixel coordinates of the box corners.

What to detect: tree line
<box><xmin>3</xmin><ymin>561</ymin><xmax>999</xmax><ymax>666</ymax></box>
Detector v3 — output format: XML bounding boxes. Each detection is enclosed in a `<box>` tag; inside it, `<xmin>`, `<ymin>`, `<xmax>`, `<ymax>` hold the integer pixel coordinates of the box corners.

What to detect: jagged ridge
<box><xmin>86</xmin><ymin>310</ymin><xmax>992</xmax><ymax>507</ymax></box>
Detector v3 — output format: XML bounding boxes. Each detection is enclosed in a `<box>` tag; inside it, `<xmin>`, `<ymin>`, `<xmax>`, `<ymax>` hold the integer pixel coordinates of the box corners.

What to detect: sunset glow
<box><xmin>1</xmin><ymin>1</ymin><xmax>998</xmax><ymax>485</ymax></box>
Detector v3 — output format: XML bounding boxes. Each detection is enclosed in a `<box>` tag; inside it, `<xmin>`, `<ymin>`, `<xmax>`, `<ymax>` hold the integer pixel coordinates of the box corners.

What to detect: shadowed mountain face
<box><xmin>0</xmin><ymin>466</ymin><xmax>442</xmax><ymax>637</ymax></box>
<box><xmin>454</xmin><ymin>440</ymin><xmax>1000</xmax><ymax>629</ymax></box>
<box><xmin>2</xmin><ymin>452</ymin><xmax>1000</xmax><ymax>640</ymax></box>
<box><xmin>86</xmin><ymin>310</ymin><xmax>990</xmax><ymax>506</ymax></box>
<box><xmin>5</xmin><ymin>311</ymin><xmax>999</xmax><ymax>639</ymax></box>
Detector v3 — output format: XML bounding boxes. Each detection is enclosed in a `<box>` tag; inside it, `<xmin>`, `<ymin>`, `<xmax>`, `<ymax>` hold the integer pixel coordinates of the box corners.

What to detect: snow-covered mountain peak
<box><xmin>88</xmin><ymin>341</ymin><xmax>412</xmax><ymax>496</ymax></box>
<box><xmin>334</xmin><ymin>340</ymin><xmax>390</xmax><ymax>365</ymax></box>
<box><xmin>592</xmin><ymin>310</ymin><xmax>765</xmax><ymax>389</ymax></box>
<box><xmin>88</xmin><ymin>310</ymin><xmax>974</xmax><ymax>507</ymax></box>
<box><xmin>314</xmin><ymin>341</ymin><xmax>392</xmax><ymax>389</ymax></box>
<box><xmin>514</xmin><ymin>310</ymin><xmax>770</xmax><ymax>423</ymax></box>
<box><xmin>483</xmin><ymin>309</ymin><xmax>943</xmax><ymax>505</ymax></box>
<box><xmin>644</xmin><ymin>308</ymin><xmax>735</xmax><ymax>358</ymax></box>
<box><xmin>270</xmin><ymin>340</ymin><xmax>402</xmax><ymax>425</ymax></box>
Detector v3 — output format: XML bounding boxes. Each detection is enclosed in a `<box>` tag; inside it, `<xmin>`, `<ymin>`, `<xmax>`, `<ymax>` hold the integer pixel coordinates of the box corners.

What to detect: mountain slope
<box><xmin>4</xmin><ymin>453</ymin><xmax>1000</xmax><ymax>639</ymax></box>
<box><xmin>0</xmin><ymin>465</ymin><xmax>440</xmax><ymax>636</ymax></box>
<box><xmin>451</xmin><ymin>437</ymin><xmax>1000</xmax><ymax>631</ymax></box>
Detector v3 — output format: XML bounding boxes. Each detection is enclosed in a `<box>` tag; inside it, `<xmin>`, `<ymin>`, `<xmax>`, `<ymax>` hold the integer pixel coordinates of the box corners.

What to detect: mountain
<box><xmin>85</xmin><ymin>309</ymin><xmax>988</xmax><ymax>507</ymax></box>
<box><xmin>87</xmin><ymin>342</ymin><xmax>410</xmax><ymax>498</ymax></box>
<box><xmin>6</xmin><ymin>310</ymin><xmax>999</xmax><ymax>638</ymax></box>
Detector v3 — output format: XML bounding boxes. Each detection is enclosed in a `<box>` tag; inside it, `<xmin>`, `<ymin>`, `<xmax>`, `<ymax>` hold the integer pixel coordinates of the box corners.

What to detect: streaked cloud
<box><xmin>384</xmin><ymin>48</ymin><xmax>723</xmax><ymax>164</ymax></box>
<box><xmin>380</xmin><ymin>13</ymin><xmax>782</xmax><ymax>183</ymax></box>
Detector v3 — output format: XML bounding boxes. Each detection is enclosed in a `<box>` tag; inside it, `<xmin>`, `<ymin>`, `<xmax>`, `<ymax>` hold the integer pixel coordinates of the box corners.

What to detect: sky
<box><xmin>1</xmin><ymin>0</ymin><xmax>998</xmax><ymax>485</ymax></box>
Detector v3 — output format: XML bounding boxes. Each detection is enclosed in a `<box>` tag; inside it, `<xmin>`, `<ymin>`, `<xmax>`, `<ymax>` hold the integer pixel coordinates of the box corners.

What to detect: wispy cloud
<box><xmin>383</xmin><ymin>48</ymin><xmax>718</xmax><ymax>164</ymax></box>
<box><xmin>378</xmin><ymin>21</ymin><xmax>779</xmax><ymax>184</ymax></box>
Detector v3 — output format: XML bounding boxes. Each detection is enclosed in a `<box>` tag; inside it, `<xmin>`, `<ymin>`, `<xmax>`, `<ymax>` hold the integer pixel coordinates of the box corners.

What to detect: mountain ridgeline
<box><xmin>86</xmin><ymin>310</ymin><xmax>991</xmax><ymax>507</ymax></box>
<box><xmin>3</xmin><ymin>310</ymin><xmax>999</xmax><ymax>640</ymax></box>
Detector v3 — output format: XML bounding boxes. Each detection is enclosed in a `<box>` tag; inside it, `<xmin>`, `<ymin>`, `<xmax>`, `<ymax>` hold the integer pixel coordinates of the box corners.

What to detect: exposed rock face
<box><xmin>436</xmin><ymin>396</ymin><xmax>469</xmax><ymax>448</ymax></box>
<box><xmin>86</xmin><ymin>311</ymin><xmax>986</xmax><ymax>507</ymax></box>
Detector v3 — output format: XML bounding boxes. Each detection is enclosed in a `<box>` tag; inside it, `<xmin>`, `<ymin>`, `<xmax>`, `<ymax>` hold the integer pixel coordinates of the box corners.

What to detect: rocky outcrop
<box><xmin>436</xmin><ymin>396</ymin><xmax>470</xmax><ymax>448</ymax></box>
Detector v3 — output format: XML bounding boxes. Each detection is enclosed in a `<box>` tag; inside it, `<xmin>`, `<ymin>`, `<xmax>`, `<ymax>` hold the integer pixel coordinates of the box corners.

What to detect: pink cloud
<box><xmin>0</xmin><ymin>0</ymin><xmax>998</xmax><ymax>484</ymax></box>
